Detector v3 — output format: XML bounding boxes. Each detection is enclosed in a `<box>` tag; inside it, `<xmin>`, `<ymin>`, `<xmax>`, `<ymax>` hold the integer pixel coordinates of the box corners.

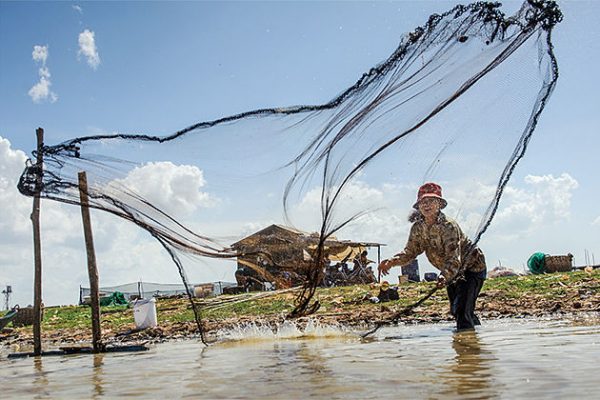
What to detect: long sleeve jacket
<box><xmin>393</xmin><ymin>212</ymin><xmax>486</xmax><ymax>281</ymax></box>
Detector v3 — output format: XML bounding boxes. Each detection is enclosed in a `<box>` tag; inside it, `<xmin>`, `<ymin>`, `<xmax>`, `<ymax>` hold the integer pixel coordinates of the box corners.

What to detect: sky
<box><xmin>0</xmin><ymin>1</ymin><xmax>599</xmax><ymax>307</ymax></box>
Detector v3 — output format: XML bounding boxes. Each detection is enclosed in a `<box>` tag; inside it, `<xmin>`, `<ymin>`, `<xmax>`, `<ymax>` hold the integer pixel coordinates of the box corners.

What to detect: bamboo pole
<box><xmin>78</xmin><ymin>171</ymin><xmax>103</xmax><ymax>353</ymax></box>
<box><xmin>32</xmin><ymin>127</ymin><xmax>44</xmax><ymax>356</ymax></box>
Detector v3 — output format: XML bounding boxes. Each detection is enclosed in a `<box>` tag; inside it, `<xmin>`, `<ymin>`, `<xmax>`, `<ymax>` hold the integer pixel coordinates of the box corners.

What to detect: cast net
<box><xmin>18</xmin><ymin>1</ymin><xmax>562</xmax><ymax>341</ymax></box>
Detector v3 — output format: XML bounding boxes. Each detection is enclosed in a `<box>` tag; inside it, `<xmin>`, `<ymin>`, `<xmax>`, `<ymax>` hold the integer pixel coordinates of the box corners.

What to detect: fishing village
<box><xmin>2</xmin><ymin>267</ymin><xmax>600</xmax><ymax>348</ymax></box>
<box><xmin>1</xmin><ymin>219</ymin><xmax>599</xmax><ymax>349</ymax></box>
<box><xmin>1</xmin><ymin>1</ymin><xmax>599</xmax><ymax>398</ymax></box>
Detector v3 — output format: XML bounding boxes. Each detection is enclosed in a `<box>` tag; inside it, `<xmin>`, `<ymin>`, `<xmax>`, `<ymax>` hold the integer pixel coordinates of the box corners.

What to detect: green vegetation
<box><xmin>2</xmin><ymin>269</ymin><xmax>598</xmax><ymax>341</ymax></box>
<box><xmin>482</xmin><ymin>270</ymin><xmax>598</xmax><ymax>299</ymax></box>
<box><xmin>43</xmin><ymin>305</ymin><xmax>131</xmax><ymax>330</ymax></box>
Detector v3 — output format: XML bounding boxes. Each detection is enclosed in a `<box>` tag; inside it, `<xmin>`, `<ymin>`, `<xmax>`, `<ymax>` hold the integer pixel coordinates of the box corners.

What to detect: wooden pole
<box><xmin>32</xmin><ymin>127</ymin><xmax>44</xmax><ymax>356</ymax></box>
<box><xmin>377</xmin><ymin>245</ymin><xmax>382</xmax><ymax>283</ymax></box>
<box><xmin>78</xmin><ymin>171</ymin><xmax>103</xmax><ymax>353</ymax></box>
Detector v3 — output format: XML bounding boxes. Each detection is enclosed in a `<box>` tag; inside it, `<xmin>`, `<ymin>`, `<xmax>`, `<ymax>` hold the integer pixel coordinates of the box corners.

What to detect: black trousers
<box><xmin>446</xmin><ymin>270</ymin><xmax>485</xmax><ymax>330</ymax></box>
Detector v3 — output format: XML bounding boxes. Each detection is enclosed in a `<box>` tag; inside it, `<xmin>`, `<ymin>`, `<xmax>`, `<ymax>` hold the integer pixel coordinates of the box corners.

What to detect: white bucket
<box><xmin>132</xmin><ymin>298</ymin><xmax>157</xmax><ymax>329</ymax></box>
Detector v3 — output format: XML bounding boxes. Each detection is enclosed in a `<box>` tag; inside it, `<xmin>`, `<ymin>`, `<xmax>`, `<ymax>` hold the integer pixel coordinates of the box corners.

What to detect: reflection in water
<box><xmin>184</xmin><ymin>345</ymin><xmax>209</xmax><ymax>397</ymax></box>
<box><xmin>33</xmin><ymin>357</ymin><xmax>50</xmax><ymax>399</ymax></box>
<box><xmin>280</xmin><ymin>341</ymin><xmax>338</xmax><ymax>396</ymax></box>
<box><xmin>92</xmin><ymin>353</ymin><xmax>104</xmax><ymax>399</ymax></box>
<box><xmin>442</xmin><ymin>330</ymin><xmax>499</xmax><ymax>398</ymax></box>
<box><xmin>241</xmin><ymin>340</ymin><xmax>339</xmax><ymax>398</ymax></box>
<box><xmin>297</xmin><ymin>342</ymin><xmax>334</xmax><ymax>381</ymax></box>
<box><xmin>2</xmin><ymin>319</ymin><xmax>600</xmax><ymax>399</ymax></box>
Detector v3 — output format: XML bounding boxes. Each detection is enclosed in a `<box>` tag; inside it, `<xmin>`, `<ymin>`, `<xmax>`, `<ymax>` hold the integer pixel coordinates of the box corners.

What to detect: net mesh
<box><xmin>18</xmin><ymin>0</ymin><xmax>562</xmax><ymax>339</ymax></box>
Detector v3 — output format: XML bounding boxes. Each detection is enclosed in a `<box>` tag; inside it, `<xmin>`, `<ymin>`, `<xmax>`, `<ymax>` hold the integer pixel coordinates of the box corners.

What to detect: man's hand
<box><xmin>378</xmin><ymin>258</ymin><xmax>397</xmax><ymax>276</ymax></box>
<box><xmin>436</xmin><ymin>274</ymin><xmax>447</xmax><ymax>288</ymax></box>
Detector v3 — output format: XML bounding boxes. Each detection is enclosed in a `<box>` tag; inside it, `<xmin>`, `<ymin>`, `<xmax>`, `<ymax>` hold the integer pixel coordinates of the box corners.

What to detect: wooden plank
<box><xmin>78</xmin><ymin>171</ymin><xmax>103</xmax><ymax>353</ymax></box>
<box><xmin>32</xmin><ymin>127</ymin><xmax>44</xmax><ymax>356</ymax></box>
<box><xmin>7</xmin><ymin>344</ymin><xmax>149</xmax><ymax>359</ymax></box>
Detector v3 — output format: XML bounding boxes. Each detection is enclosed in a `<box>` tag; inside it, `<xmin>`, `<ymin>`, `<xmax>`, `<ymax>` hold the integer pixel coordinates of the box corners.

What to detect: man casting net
<box><xmin>18</xmin><ymin>1</ymin><xmax>562</xmax><ymax>339</ymax></box>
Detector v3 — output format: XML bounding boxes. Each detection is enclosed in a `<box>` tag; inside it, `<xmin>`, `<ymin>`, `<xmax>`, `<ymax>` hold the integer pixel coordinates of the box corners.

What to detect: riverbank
<box><xmin>1</xmin><ymin>269</ymin><xmax>599</xmax><ymax>349</ymax></box>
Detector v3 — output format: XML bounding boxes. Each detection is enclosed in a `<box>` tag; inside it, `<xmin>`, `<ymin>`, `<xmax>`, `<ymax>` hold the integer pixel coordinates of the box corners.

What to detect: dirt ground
<box><xmin>2</xmin><ymin>271</ymin><xmax>600</xmax><ymax>350</ymax></box>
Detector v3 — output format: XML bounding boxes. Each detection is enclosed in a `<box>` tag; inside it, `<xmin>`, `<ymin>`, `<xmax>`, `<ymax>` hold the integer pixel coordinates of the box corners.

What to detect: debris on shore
<box><xmin>1</xmin><ymin>270</ymin><xmax>599</xmax><ymax>349</ymax></box>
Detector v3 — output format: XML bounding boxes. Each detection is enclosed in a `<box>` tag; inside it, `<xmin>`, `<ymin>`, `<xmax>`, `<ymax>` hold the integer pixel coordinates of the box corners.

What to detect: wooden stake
<box><xmin>377</xmin><ymin>245</ymin><xmax>382</xmax><ymax>283</ymax></box>
<box><xmin>78</xmin><ymin>171</ymin><xmax>103</xmax><ymax>353</ymax></box>
<box><xmin>32</xmin><ymin>127</ymin><xmax>43</xmax><ymax>356</ymax></box>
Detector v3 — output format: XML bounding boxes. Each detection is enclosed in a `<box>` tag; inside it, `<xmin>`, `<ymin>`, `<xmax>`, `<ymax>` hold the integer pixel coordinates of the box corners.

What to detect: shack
<box><xmin>230</xmin><ymin>224</ymin><xmax>384</xmax><ymax>290</ymax></box>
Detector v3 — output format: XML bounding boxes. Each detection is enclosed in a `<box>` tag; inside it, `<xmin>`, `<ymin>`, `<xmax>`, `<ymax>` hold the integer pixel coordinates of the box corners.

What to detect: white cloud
<box><xmin>294</xmin><ymin>180</ymin><xmax>395</xmax><ymax>230</ymax></box>
<box><xmin>0</xmin><ymin>137</ymin><xmax>85</xmax><ymax>306</ymax></box>
<box><xmin>433</xmin><ymin>173</ymin><xmax>579</xmax><ymax>241</ymax></box>
<box><xmin>39</xmin><ymin>66</ymin><xmax>51</xmax><ymax>79</ymax></box>
<box><xmin>31</xmin><ymin>45</ymin><xmax>48</xmax><ymax>64</ymax></box>
<box><xmin>523</xmin><ymin>173</ymin><xmax>578</xmax><ymax>218</ymax></box>
<box><xmin>0</xmin><ymin>138</ymin><xmax>31</xmax><ymax>238</ymax></box>
<box><xmin>473</xmin><ymin>173</ymin><xmax>582</xmax><ymax>269</ymax></box>
<box><xmin>291</xmin><ymin>173</ymin><xmax>584</xmax><ymax>275</ymax></box>
<box><xmin>111</xmin><ymin>161</ymin><xmax>218</xmax><ymax>218</ymax></box>
<box><xmin>78</xmin><ymin>29</ymin><xmax>100</xmax><ymax>69</ymax></box>
<box><xmin>72</xmin><ymin>5</ymin><xmax>83</xmax><ymax>14</ymax></box>
<box><xmin>291</xmin><ymin>179</ymin><xmax>412</xmax><ymax>249</ymax></box>
<box><xmin>0</xmin><ymin>133</ymin><xmax>588</xmax><ymax>307</ymax></box>
<box><xmin>593</xmin><ymin>216</ymin><xmax>600</xmax><ymax>227</ymax></box>
<box><xmin>495</xmin><ymin>173</ymin><xmax>578</xmax><ymax>228</ymax></box>
<box><xmin>28</xmin><ymin>76</ymin><xmax>58</xmax><ymax>103</ymax></box>
<box><xmin>28</xmin><ymin>45</ymin><xmax>58</xmax><ymax>103</ymax></box>
<box><xmin>0</xmin><ymin>137</ymin><xmax>233</xmax><ymax>308</ymax></box>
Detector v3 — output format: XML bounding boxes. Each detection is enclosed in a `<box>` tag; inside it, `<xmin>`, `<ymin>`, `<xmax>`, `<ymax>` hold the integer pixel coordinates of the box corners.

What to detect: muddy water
<box><xmin>2</xmin><ymin>317</ymin><xmax>599</xmax><ymax>399</ymax></box>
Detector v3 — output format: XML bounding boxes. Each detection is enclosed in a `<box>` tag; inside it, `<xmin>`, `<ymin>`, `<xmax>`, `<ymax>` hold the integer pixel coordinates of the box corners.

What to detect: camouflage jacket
<box><xmin>393</xmin><ymin>212</ymin><xmax>486</xmax><ymax>281</ymax></box>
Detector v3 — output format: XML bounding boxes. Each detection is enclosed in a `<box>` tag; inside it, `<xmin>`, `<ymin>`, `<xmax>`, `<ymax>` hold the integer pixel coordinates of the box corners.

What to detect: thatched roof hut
<box><xmin>230</xmin><ymin>224</ymin><xmax>384</xmax><ymax>289</ymax></box>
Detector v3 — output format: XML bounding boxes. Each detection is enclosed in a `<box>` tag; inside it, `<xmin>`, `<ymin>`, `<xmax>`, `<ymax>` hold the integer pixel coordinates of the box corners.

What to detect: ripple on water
<box><xmin>1</xmin><ymin>317</ymin><xmax>599</xmax><ymax>399</ymax></box>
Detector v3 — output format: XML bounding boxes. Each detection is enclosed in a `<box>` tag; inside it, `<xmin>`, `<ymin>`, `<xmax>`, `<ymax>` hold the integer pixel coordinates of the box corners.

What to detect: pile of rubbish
<box><xmin>488</xmin><ymin>267</ymin><xmax>521</xmax><ymax>278</ymax></box>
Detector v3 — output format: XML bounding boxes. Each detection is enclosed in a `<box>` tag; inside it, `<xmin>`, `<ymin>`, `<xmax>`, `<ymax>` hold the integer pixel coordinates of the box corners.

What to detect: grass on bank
<box><xmin>2</xmin><ymin>269</ymin><xmax>598</xmax><ymax>332</ymax></box>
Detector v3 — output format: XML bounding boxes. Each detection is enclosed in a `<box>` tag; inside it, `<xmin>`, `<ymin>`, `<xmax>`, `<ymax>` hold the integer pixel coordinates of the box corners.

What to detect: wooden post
<box><xmin>32</xmin><ymin>127</ymin><xmax>44</xmax><ymax>356</ymax></box>
<box><xmin>377</xmin><ymin>245</ymin><xmax>382</xmax><ymax>283</ymax></box>
<box><xmin>78</xmin><ymin>171</ymin><xmax>103</xmax><ymax>353</ymax></box>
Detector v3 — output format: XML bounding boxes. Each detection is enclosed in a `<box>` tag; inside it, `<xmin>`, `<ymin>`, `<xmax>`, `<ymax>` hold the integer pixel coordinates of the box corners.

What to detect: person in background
<box><xmin>354</xmin><ymin>250</ymin><xmax>372</xmax><ymax>271</ymax></box>
<box><xmin>377</xmin><ymin>281</ymin><xmax>399</xmax><ymax>302</ymax></box>
<box><xmin>378</xmin><ymin>182</ymin><xmax>487</xmax><ymax>330</ymax></box>
<box><xmin>353</xmin><ymin>250</ymin><xmax>377</xmax><ymax>284</ymax></box>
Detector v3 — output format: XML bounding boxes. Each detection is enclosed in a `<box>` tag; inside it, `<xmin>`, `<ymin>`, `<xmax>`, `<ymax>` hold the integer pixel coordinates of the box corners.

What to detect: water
<box><xmin>2</xmin><ymin>317</ymin><xmax>599</xmax><ymax>399</ymax></box>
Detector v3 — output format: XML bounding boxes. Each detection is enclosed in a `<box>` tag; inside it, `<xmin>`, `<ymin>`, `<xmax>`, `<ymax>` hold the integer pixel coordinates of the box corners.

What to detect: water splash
<box><xmin>216</xmin><ymin>319</ymin><xmax>353</xmax><ymax>342</ymax></box>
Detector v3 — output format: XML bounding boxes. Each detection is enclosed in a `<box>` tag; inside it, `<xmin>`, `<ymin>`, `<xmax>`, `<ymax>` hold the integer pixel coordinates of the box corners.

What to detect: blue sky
<box><xmin>1</xmin><ymin>1</ymin><xmax>599</xmax><ymax>306</ymax></box>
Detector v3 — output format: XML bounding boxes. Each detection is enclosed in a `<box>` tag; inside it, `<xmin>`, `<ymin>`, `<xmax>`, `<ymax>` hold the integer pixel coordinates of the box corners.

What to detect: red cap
<box><xmin>413</xmin><ymin>182</ymin><xmax>447</xmax><ymax>209</ymax></box>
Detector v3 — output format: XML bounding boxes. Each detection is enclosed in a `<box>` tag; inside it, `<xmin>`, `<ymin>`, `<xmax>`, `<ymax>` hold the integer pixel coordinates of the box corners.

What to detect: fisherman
<box><xmin>378</xmin><ymin>182</ymin><xmax>487</xmax><ymax>330</ymax></box>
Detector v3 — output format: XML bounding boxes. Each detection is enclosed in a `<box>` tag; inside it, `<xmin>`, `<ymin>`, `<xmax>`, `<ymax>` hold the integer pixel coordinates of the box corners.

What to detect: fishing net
<box><xmin>17</xmin><ymin>1</ymin><xmax>562</xmax><ymax>341</ymax></box>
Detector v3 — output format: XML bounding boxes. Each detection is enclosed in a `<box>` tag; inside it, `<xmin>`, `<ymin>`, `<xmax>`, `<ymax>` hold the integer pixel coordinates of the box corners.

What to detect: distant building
<box><xmin>79</xmin><ymin>280</ymin><xmax>236</xmax><ymax>304</ymax></box>
<box><xmin>230</xmin><ymin>224</ymin><xmax>384</xmax><ymax>290</ymax></box>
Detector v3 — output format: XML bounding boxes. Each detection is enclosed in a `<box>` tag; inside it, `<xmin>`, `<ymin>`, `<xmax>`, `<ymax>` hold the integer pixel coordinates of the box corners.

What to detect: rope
<box><xmin>361</xmin><ymin>285</ymin><xmax>439</xmax><ymax>338</ymax></box>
